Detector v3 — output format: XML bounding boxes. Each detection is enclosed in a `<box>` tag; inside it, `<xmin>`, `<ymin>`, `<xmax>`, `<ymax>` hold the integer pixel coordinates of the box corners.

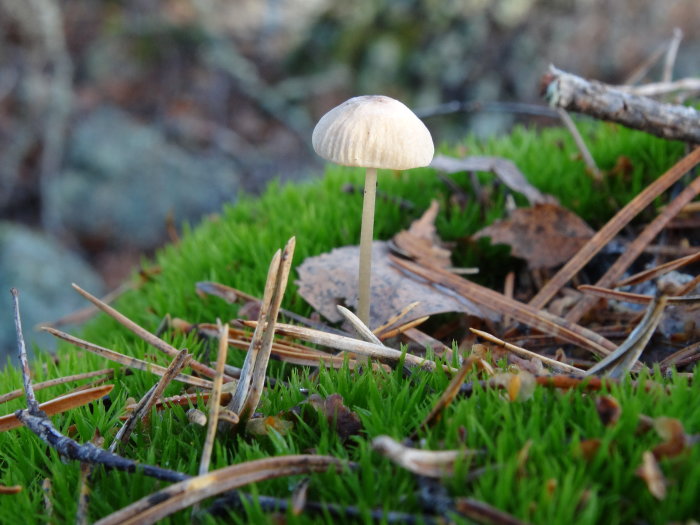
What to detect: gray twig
<box><xmin>542</xmin><ymin>65</ymin><xmax>700</xmax><ymax>143</ymax></box>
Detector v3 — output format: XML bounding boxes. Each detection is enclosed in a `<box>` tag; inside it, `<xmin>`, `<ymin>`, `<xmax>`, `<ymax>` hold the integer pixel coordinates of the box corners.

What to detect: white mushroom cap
<box><xmin>312</xmin><ymin>95</ymin><xmax>434</xmax><ymax>170</ymax></box>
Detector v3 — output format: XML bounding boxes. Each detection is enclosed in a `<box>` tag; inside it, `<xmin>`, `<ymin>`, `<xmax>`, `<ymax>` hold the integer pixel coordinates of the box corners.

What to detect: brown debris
<box><xmin>473</xmin><ymin>203</ymin><xmax>594</xmax><ymax>269</ymax></box>
<box><xmin>305</xmin><ymin>394</ymin><xmax>363</xmax><ymax>442</ymax></box>
<box><xmin>391</xmin><ymin>200</ymin><xmax>453</xmax><ymax>268</ymax></box>
<box><xmin>636</xmin><ymin>451</ymin><xmax>667</xmax><ymax>500</ymax></box>
<box><xmin>595</xmin><ymin>395</ymin><xmax>621</xmax><ymax>427</ymax></box>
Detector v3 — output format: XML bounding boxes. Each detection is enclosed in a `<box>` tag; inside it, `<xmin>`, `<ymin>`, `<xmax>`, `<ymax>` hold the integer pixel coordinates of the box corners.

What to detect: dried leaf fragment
<box><xmin>246</xmin><ymin>416</ymin><xmax>294</xmax><ymax>436</ymax></box>
<box><xmin>372</xmin><ymin>435</ymin><xmax>478</xmax><ymax>478</ymax></box>
<box><xmin>305</xmin><ymin>394</ymin><xmax>362</xmax><ymax>442</ymax></box>
<box><xmin>653</xmin><ymin>417</ymin><xmax>688</xmax><ymax>459</ymax></box>
<box><xmin>491</xmin><ymin>370</ymin><xmax>536</xmax><ymax>402</ymax></box>
<box><xmin>636</xmin><ymin>451</ymin><xmax>667</xmax><ymax>500</ymax></box>
<box><xmin>595</xmin><ymin>395</ymin><xmax>621</xmax><ymax>427</ymax></box>
<box><xmin>473</xmin><ymin>203</ymin><xmax>594</xmax><ymax>269</ymax></box>
<box><xmin>391</xmin><ymin>200</ymin><xmax>452</xmax><ymax>268</ymax></box>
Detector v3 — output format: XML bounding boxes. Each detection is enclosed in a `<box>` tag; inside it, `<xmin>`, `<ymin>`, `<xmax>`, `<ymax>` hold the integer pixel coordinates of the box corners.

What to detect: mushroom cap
<box><xmin>312</xmin><ymin>95</ymin><xmax>434</xmax><ymax>170</ymax></box>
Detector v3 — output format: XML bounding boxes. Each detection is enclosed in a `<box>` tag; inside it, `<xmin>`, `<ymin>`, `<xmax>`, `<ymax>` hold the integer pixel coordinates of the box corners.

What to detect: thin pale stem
<box><xmin>358</xmin><ymin>167</ymin><xmax>377</xmax><ymax>325</ymax></box>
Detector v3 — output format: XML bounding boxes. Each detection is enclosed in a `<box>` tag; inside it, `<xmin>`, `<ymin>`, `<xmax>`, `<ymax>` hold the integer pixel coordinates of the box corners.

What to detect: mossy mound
<box><xmin>2</xmin><ymin>122</ymin><xmax>697</xmax><ymax>524</ymax></box>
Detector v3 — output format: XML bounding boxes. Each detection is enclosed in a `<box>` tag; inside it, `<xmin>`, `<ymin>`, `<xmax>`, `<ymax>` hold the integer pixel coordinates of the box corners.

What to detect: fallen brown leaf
<box><xmin>391</xmin><ymin>200</ymin><xmax>453</xmax><ymax>268</ymax></box>
<box><xmin>305</xmin><ymin>394</ymin><xmax>362</xmax><ymax>442</ymax></box>
<box><xmin>296</xmin><ymin>242</ymin><xmax>493</xmax><ymax>328</ymax></box>
<box><xmin>595</xmin><ymin>395</ymin><xmax>621</xmax><ymax>427</ymax></box>
<box><xmin>636</xmin><ymin>451</ymin><xmax>667</xmax><ymax>500</ymax></box>
<box><xmin>473</xmin><ymin>203</ymin><xmax>594</xmax><ymax>269</ymax></box>
<box><xmin>652</xmin><ymin>417</ymin><xmax>688</xmax><ymax>459</ymax></box>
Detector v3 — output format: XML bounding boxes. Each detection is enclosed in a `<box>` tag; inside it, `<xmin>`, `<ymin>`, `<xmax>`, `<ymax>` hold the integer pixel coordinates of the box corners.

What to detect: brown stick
<box><xmin>528</xmin><ymin>146</ymin><xmax>700</xmax><ymax>311</ymax></box>
<box><xmin>542</xmin><ymin>65</ymin><xmax>700</xmax><ymax>143</ymax></box>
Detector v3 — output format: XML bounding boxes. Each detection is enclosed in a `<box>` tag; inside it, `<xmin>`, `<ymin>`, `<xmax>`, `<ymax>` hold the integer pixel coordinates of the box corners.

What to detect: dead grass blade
<box><xmin>42</xmin><ymin>327</ymin><xmax>213</xmax><ymax>389</ymax></box>
<box><xmin>71</xmin><ymin>284</ymin><xmax>222</xmax><ymax>381</ymax></box>
<box><xmin>94</xmin><ymin>455</ymin><xmax>345</xmax><ymax>525</ymax></box>
<box><xmin>470</xmin><ymin>328</ymin><xmax>586</xmax><ymax>376</ymax></box>
<box><xmin>391</xmin><ymin>256</ymin><xmax>616</xmax><ymax>357</ymax></box>
<box><xmin>585</xmin><ymin>296</ymin><xmax>668</xmax><ymax>378</ymax></box>
<box><xmin>528</xmin><ymin>147</ymin><xmax>700</xmax><ymax>310</ymax></box>
<box><xmin>199</xmin><ymin>322</ymin><xmax>230</xmax><ymax>475</ymax></box>
<box><xmin>578</xmin><ymin>284</ymin><xmax>699</xmax><ymax>305</ymax></box>
<box><xmin>373</xmin><ymin>435</ymin><xmax>478</xmax><ymax>478</ymax></box>
<box><xmin>659</xmin><ymin>340</ymin><xmax>700</xmax><ymax>370</ymax></box>
<box><xmin>566</xmin><ymin>172</ymin><xmax>700</xmax><ymax>322</ymax></box>
<box><xmin>337</xmin><ymin>305</ymin><xmax>383</xmax><ymax>345</ymax></box>
<box><xmin>372</xmin><ymin>301</ymin><xmax>421</xmax><ymax>336</ymax></box>
<box><xmin>240</xmin><ymin>320</ymin><xmax>448</xmax><ymax>371</ymax></box>
<box><xmin>0</xmin><ymin>368</ymin><xmax>113</xmax><ymax>405</ymax></box>
<box><xmin>0</xmin><ymin>385</ymin><xmax>113</xmax><ymax>433</ymax></box>
<box><xmin>400</xmin><ymin>327</ymin><xmax>454</xmax><ymax>361</ymax></box>
<box><xmin>615</xmin><ymin>250</ymin><xmax>700</xmax><ymax>288</ymax></box>
<box><xmin>0</xmin><ymin>485</ymin><xmax>22</xmax><ymax>495</ymax></box>
<box><xmin>226</xmin><ymin>238</ymin><xmax>295</xmax><ymax>424</ymax></box>
<box><xmin>109</xmin><ymin>349</ymin><xmax>191</xmax><ymax>451</ymax></box>
<box><xmin>411</xmin><ymin>358</ymin><xmax>473</xmax><ymax>439</ymax></box>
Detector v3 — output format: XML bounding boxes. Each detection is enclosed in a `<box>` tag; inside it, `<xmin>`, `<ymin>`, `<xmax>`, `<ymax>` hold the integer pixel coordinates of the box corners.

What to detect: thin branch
<box><xmin>662</xmin><ymin>28</ymin><xmax>683</xmax><ymax>83</ymax></box>
<box><xmin>109</xmin><ymin>349</ymin><xmax>191</xmax><ymax>452</ymax></box>
<box><xmin>542</xmin><ymin>65</ymin><xmax>700</xmax><ymax>143</ymax></box>
<box><xmin>10</xmin><ymin>289</ymin><xmax>42</xmax><ymax>416</ymax></box>
<box><xmin>556</xmin><ymin>108</ymin><xmax>602</xmax><ymax>181</ymax></box>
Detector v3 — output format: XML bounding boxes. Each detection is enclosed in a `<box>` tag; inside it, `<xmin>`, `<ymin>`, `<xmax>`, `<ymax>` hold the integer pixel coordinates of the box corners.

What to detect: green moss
<box><xmin>1</xmin><ymin>122</ymin><xmax>695</xmax><ymax>524</ymax></box>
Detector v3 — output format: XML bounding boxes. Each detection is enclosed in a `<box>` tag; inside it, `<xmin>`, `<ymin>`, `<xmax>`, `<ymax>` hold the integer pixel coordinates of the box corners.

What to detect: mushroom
<box><xmin>312</xmin><ymin>95</ymin><xmax>434</xmax><ymax>325</ymax></box>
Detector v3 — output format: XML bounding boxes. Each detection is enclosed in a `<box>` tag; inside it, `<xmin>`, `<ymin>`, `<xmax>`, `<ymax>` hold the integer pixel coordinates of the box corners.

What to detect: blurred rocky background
<box><xmin>0</xmin><ymin>0</ymin><xmax>698</xmax><ymax>362</ymax></box>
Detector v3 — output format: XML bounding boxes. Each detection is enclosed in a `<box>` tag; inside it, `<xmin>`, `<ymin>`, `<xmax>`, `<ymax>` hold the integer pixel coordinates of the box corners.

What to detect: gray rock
<box><xmin>45</xmin><ymin>107</ymin><xmax>239</xmax><ymax>248</ymax></box>
<box><xmin>0</xmin><ymin>222</ymin><xmax>104</xmax><ymax>365</ymax></box>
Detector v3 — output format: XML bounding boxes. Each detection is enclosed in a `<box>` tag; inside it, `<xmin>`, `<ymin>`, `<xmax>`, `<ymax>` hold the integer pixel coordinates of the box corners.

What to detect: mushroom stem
<box><xmin>358</xmin><ymin>167</ymin><xmax>377</xmax><ymax>325</ymax></box>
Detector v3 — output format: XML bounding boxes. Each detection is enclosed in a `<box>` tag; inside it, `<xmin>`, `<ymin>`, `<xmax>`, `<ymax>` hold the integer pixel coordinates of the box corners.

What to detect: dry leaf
<box><xmin>491</xmin><ymin>370</ymin><xmax>536</xmax><ymax>401</ymax></box>
<box><xmin>297</xmin><ymin>242</ymin><xmax>493</xmax><ymax>328</ymax></box>
<box><xmin>473</xmin><ymin>203</ymin><xmax>595</xmax><ymax>269</ymax></box>
<box><xmin>652</xmin><ymin>417</ymin><xmax>688</xmax><ymax>459</ymax></box>
<box><xmin>304</xmin><ymin>394</ymin><xmax>362</xmax><ymax>442</ymax></box>
<box><xmin>595</xmin><ymin>395</ymin><xmax>621</xmax><ymax>427</ymax></box>
<box><xmin>372</xmin><ymin>435</ymin><xmax>477</xmax><ymax>478</ymax></box>
<box><xmin>391</xmin><ymin>200</ymin><xmax>452</xmax><ymax>268</ymax></box>
<box><xmin>576</xmin><ymin>439</ymin><xmax>602</xmax><ymax>461</ymax></box>
<box><xmin>636</xmin><ymin>451</ymin><xmax>667</xmax><ymax>500</ymax></box>
<box><xmin>245</xmin><ymin>416</ymin><xmax>294</xmax><ymax>436</ymax></box>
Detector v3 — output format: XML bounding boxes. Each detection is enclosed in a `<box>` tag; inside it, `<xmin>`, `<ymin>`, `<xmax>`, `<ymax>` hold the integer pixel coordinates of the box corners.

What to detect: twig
<box><xmin>617</xmin><ymin>78</ymin><xmax>700</xmax><ymax>98</ymax></box>
<box><xmin>0</xmin><ymin>484</ymin><xmax>22</xmax><ymax>495</ymax></box>
<box><xmin>71</xmin><ymin>284</ymin><xmax>225</xmax><ymax>382</ymax></box>
<box><xmin>0</xmin><ymin>368</ymin><xmax>113</xmax><ymax>405</ymax></box>
<box><xmin>94</xmin><ymin>455</ymin><xmax>345</xmax><ymax>525</ymax></box>
<box><xmin>662</xmin><ymin>28</ymin><xmax>683</xmax><ymax>83</ymax></box>
<box><xmin>40</xmin><ymin>284</ymin><xmax>131</xmax><ymax>329</ymax></box>
<box><xmin>373</xmin><ymin>436</ymin><xmax>478</xmax><ymax>478</ymax></box>
<box><xmin>109</xmin><ymin>349</ymin><xmax>191</xmax><ymax>452</ymax></box>
<box><xmin>542</xmin><ymin>65</ymin><xmax>700</xmax><ymax>143</ymax></box>
<box><xmin>43</xmin><ymin>327</ymin><xmax>213</xmax><ymax>389</ymax></box>
<box><xmin>10</xmin><ymin>289</ymin><xmax>42</xmax><ymax>415</ymax></box>
<box><xmin>414</xmin><ymin>100</ymin><xmax>559</xmax><ymax>120</ymax></box>
<box><xmin>556</xmin><ymin>108</ymin><xmax>602</xmax><ymax>181</ymax></box>
<box><xmin>470</xmin><ymin>328</ymin><xmax>586</xmax><ymax>376</ymax></box>
<box><xmin>12</xmin><ymin>289</ymin><xmax>188</xmax><ymax>483</ymax></box>
<box><xmin>528</xmin><ymin>146</ymin><xmax>700</xmax><ymax>311</ymax></box>
<box><xmin>578</xmin><ymin>285</ymin><xmax>698</xmax><ymax>305</ymax></box>
<box><xmin>455</xmin><ymin>497</ymin><xmax>530</xmax><ymax>525</ymax></box>
<box><xmin>206</xmin><ymin>491</ymin><xmax>442</xmax><ymax>524</ymax></box>
<box><xmin>15</xmin><ymin>411</ymin><xmax>188</xmax><ymax>482</ymax></box>
<box><xmin>565</xmin><ymin>171</ymin><xmax>700</xmax><ymax>322</ymax></box>
<box><xmin>199</xmin><ymin>322</ymin><xmax>230</xmax><ymax>475</ymax></box>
